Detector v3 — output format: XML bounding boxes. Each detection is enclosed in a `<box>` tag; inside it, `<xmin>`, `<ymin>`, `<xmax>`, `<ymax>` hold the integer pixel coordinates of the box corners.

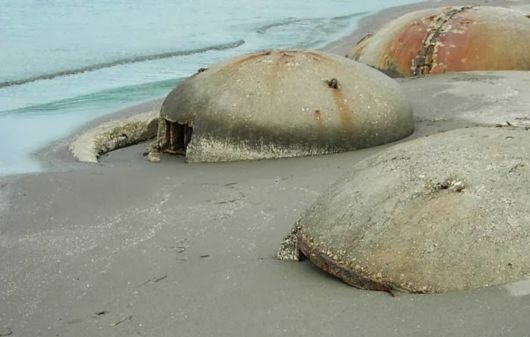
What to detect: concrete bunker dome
<box><xmin>347</xmin><ymin>6</ymin><xmax>530</xmax><ymax>77</ymax></box>
<box><xmin>281</xmin><ymin>127</ymin><xmax>530</xmax><ymax>294</ymax></box>
<box><xmin>156</xmin><ymin>50</ymin><xmax>414</xmax><ymax>162</ymax></box>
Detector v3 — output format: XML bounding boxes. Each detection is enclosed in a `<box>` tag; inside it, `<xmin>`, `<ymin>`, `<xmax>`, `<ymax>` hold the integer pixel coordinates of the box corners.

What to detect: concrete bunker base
<box><xmin>399</xmin><ymin>71</ymin><xmax>530</xmax><ymax>130</ymax></box>
<box><xmin>69</xmin><ymin>110</ymin><xmax>159</xmax><ymax>163</ymax></box>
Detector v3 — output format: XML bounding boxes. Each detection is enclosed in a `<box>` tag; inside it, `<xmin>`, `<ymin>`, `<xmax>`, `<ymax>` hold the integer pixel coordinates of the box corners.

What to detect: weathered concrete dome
<box><xmin>288</xmin><ymin>127</ymin><xmax>530</xmax><ymax>293</ymax></box>
<box><xmin>156</xmin><ymin>50</ymin><xmax>413</xmax><ymax>162</ymax></box>
<box><xmin>347</xmin><ymin>6</ymin><xmax>530</xmax><ymax>77</ymax></box>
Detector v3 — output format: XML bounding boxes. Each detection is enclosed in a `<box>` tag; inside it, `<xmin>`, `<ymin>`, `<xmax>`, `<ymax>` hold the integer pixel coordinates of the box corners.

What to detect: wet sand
<box><xmin>2</xmin><ymin>1</ymin><xmax>530</xmax><ymax>336</ymax></box>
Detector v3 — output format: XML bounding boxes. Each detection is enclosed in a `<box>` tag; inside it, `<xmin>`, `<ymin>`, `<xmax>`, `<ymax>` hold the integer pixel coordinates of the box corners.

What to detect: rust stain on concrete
<box><xmin>348</xmin><ymin>6</ymin><xmax>530</xmax><ymax>77</ymax></box>
<box><xmin>331</xmin><ymin>87</ymin><xmax>353</xmax><ymax>132</ymax></box>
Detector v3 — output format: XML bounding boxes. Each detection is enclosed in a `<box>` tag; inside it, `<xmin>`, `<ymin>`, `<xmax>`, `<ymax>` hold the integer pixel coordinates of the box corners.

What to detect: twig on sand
<box><xmin>136</xmin><ymin>275</ymin><xmax>168</xmax><ymax>287</ymax></box>
<box><xmin>112</xmin><ymin>315</ymin><xmax>132</xmax><ymax>327</ymax></box>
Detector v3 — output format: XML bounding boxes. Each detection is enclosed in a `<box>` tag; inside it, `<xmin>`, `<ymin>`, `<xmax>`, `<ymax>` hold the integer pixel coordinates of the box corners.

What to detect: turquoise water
<box><xmin>0</xmin><ymin>0</ymin><xmax>417</xmax><ymax>175</ymax></box>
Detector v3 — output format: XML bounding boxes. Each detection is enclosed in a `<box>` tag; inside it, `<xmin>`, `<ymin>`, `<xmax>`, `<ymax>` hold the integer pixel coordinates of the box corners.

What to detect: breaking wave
<box><xmin>1</xmin><ymin>78</ymin><xmax>183</xmax><ymax>116</ymax></box>
<box><xmin>0</xmin><ymin>39</ymin><xmax>244</xmax><ymax>89</ymax></box>
<box><xmin>255</xmin><ymin>11</ymin><xmax>368</xmax><ymax>35</ymax></box>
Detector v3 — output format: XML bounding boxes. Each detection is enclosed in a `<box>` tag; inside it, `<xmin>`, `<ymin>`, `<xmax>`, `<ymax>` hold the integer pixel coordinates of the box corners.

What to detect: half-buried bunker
<box><xmin>347</xmin><ymin>6</ymin><xmax>530</xmax><ymax>77</ymax></box>
<box><xmin>154</xmin><ymin>50</ymin><xmax>414</xmax><ymax>162</ymax></box>
<box><xmin>279</xmin><ymin>127</ymin><xmax>530</xmax><ymax>294</ymax></box>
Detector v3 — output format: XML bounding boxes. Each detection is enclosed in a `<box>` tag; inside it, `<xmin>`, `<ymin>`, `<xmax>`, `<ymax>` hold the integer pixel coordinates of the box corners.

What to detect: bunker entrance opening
<box><xmin>164</xmin><ymin>121</ymin><xmax>193</xmax><ymax>156</ymax></box>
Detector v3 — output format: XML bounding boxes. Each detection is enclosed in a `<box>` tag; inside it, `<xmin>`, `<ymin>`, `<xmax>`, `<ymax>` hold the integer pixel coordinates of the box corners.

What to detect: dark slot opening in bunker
<box><xmin>164</xmin><ymin>120</ymin><xmax>193</xmax><ymax>156</ymax></box>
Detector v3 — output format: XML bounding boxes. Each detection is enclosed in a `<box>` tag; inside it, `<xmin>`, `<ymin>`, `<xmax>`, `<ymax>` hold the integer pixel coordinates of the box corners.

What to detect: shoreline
<box><xmin>35</xmin><ymin>0</ymin><xmax>425</xmax><ymax>172</ymax></box>
<box><xmin>36</xmin><ymin>98</ymin><xmax>165</xmax><ymax>173</ymax></box>
<box><xmin>37</xmin><ymin>0</ymin><xmax>530</xmax><ymax>173</ymax></box>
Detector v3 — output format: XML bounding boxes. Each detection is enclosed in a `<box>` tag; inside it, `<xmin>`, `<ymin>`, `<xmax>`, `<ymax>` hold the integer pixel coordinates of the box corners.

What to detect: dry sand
<box><xmin>2</xmin><ymin>1</ymin><xmax>530</xmax><ymax>336</ymax></box>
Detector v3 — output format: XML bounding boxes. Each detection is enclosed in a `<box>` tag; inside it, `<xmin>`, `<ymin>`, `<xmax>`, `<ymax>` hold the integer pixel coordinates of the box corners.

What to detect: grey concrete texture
<box><xmin>345</xmin><ymin>6</ymin><xmax>530</xmax><ymax>77</ymax></box>
<box><xmin>159</xmin><ymin>50</ymin><xmax>414</xmax><ymax>162</ymax></box>
<box><xmin>294</xmin><ymin>126</ymin><xmax>530</xmax><ymax>293</ymax></box>
<box><xmin>400</xmin><ymin>71</ymin><xmax>530</xmax><ymax>129</ymax></box>
<box><xmin>38</xmin><ymin>98</ymin><xmax>165</xmax><ymax>173</ymax></box>
<box><xmin>69</xmin><ymin>110</ymin><xmax>159</xmax><ymax>163</ymax></box>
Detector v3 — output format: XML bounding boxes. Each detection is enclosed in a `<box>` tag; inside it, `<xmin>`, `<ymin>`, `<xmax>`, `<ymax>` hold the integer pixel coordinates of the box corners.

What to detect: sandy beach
<box><xmin>2</xmin><ymin>1</ymin><xmax>530</xmax><ymax>336</ymax></box>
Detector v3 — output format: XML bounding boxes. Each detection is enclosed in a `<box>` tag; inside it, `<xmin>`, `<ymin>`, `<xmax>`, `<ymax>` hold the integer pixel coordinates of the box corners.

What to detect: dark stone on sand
<box><xmin>0</xmin><ymin>327</ymin><xmax>12</xmax><ymax>336</ymax></box>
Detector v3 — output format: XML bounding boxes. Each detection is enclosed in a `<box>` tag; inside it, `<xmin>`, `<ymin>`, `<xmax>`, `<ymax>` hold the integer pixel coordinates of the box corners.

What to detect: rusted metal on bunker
<box><xmin>347</xmin><ymin>6</ymin><xmax>530</xmax><ymax>77</ymax></box>
<box><xmin>284</xmin><ymin>127</ymin><xmax>530</xmax><ymax>294</ymax></box>
<box><xmin>155</xmin><ymin>50</ymin><xmax>414</xmax><ymax>162</ymax></box>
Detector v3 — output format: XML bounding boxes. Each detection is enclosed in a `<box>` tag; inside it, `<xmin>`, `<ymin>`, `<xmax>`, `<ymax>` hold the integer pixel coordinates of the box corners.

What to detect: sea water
<box><xmin>0</xmin><ymin>0</ymin><xmax>417</xmax><ymax>175</ymax></box>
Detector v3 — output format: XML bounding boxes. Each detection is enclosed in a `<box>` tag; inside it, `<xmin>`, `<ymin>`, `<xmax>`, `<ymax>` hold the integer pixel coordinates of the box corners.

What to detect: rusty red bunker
<box><xmin>347</xmin><ymin>6</ymin><xmax>530</xmax><ymax>77</ymax></box>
